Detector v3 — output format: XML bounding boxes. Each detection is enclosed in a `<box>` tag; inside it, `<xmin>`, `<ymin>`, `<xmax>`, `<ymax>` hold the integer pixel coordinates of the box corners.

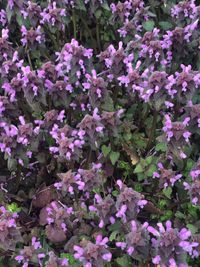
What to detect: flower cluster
<box><xmin>116</xmin><ymin>220</ymin><xmax>149</xmax><ymax>260</ymax></box>
<box><xmin>184</xmin><ymin>160</ymin><xmax>200</xmax><ymax>205</ymax></box>
<box><xmin>148</xmin><ymin>221</ymin><xmax>198</xmax><ymax>266</ymax></box>
<box><xmin>15</xmin><ymin>237</ymin><xmax>45</xmax><ymax>267</ymax></box>
<box><xmin>115</xmin><ymin>180</ymin><xmax>147</xmax><ymax>222</ymax></box>
<box><xmin>153</xmin><ymin>162</ymin><xmax>182</xmax><ymax>188</ymax></box>
<box><xmin>0</xmin><ymin>206</ymin><xmax>22</xmax><ymax>251</ymax></box>
<box><xmin>15</xmin><ymin>237</ymin><xmax>68</xmax><ymax>267</ymax></box>
<box><xmin>74</xmin><ymin>234</ymin><xmax>112</xmax><ymax>267</ymax></box>
<box><xmin>39</xmin><ymin>201</ymin><xmax>74</xmax><ymax>243</ymax></box>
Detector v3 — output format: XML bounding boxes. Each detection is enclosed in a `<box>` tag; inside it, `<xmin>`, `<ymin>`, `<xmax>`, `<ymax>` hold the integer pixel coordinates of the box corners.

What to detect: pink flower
<box><xmin>152</xmin><ymin>255</ymin><xmax>161</xmax><ymax>264</ymax></box>
<box><xmin>15</xmin><ymin>255</ymin><xmax>24</xmax><ymax>263</ymax></box>
<box><xmin>102</xmin><ymin>252</ymin><xmax>112</xmax><ymax>261</ymax></box>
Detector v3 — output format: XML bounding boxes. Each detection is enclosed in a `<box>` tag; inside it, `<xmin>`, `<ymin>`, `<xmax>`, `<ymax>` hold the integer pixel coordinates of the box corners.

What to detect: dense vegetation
<box><xmin>0</xmin><ymin>0</ymin><xmax>200</xmax><ymax>266</ymax></box>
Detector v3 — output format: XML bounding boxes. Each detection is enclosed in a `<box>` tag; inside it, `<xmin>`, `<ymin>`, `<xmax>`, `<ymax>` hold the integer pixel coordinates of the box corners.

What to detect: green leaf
<box><xmin>102</xmin><ymin>2</ymin><xmax>110</xmax><ymax>11</ymax></box>
<box><xmin>118</xmin><ymin>160</ymin><xmax>130</xmax><ymax>170</ymax></box>
<box><xmin>186</xmin><ymin>224</ymin><xmax>198</xmax><ymax>234</ymax></box>
<box><xmin>159</xmin><ymin>21</ymin><xmax>173</xmax><ymax>30</ymax></box>
<box><xmin>7</xmin><ymin>203</ymin><xmax>21</xmax><ymax>213</ymax></box>
<box><xmin>134</xmin><ymin>183</ymin><xmax>143</xmax><ymax>192</ymax></box>
<box><xmin>102</xmin><ymin>145</ymin><xmax>111</xmax><ymax>157</ymax></box>
<box><xmin>155</xmin><ymin>142</ymin><xmax>167</xmax><ymax>152</ymax></box>
<box><xmin>159</xmin><ymin>199</ymin><xmax>167</xmax><ymax>209</ymax></box>
<box><xmin>133</xmin><ymin>133</ymin><xmax>147</xmax><ymax>149</ymax></box>
<box><xmin>95</xmin><ymin>10</ymin><xmax>102</xmax><ymax>19</ymax></box>
<box><xmin>183</xmin><ymin>159</ymin><xmax>194</xmax><ymax>177</ymax></box>
<box><xmin>188</xmin><ymin>204</ymin><xmax>199</xmax><ymax>218</ymax></box>
<box><xmin>146</xmin><ymin>164</ymin><xmax>157</xmax><ymax>177</ymax></box>
<box><xmin>101</xmin><ymin>96</ymin><xmax>114</xmax><ymax>111</ymax></box>
<box><xmin>142</xmin><ymin>20</ymin><xmax>155</xmax><ymax>31</ymax></box>
<box><xmin>140</xmin><ymin>158</ymin><xmax>148</xmax><ymax>168</ymax></box>
<box><xmin>163</xmin><ymin>187</ymin><xmax>172</xmax><ymax>199</ymax></box>
<box><xmin>175</xmin><ymin>211</ymin><xmax>185</xmax><ymax>219</ymax></box>
<box><xmin>16</xmin><ymin>11</ymin><xmax>23</xmax><ymax>26</ymax></box>
<box><xmin>112</xmin><ymin>190</ymin><xmax>119</xmax><ymax>197</ymax></box>
<box><xmin>7</xmin><ymin>158</ymin><xmax>17</xmax><ymax>171</ymax></box>
<box><xmin>116</xmin><ymin>255</ymin><xmax>132</xmax><ymax>267</ymax></box>
<box><xmin>134</xmin><ymin>163</ymin><xmax>143</xmax><ymax>174</ymax></box>
<box><xmin>6</xmin><ymin>5</ymin><xmax>13</xmax><ymax>23</ymax></box>
<box><xmin>75</xmin><ymin>0</ymin><xmax>86</xmax><ymax>11</ymax></box>
<box><xmin>137</xmin><ymin>173</ymin><xmax>145</xmax><ymax>181</ymax></box>
<box><xmin>123</xmin><ymin>133</ymin><xmax>132</xmax><ymax>141</ymax></box>
<box><xmin>60</xmin><ymin>253</ymin><xmax>76</xmax><ymax>264</ymax></box>
<box><xmin>109</xmin><ymin>230</ymin><xmax>120</xmax><ymax>241</ymax></box>
<box><xmin>110</xmin><ymin>151</ymin><xmax>120</xmax><ymax>165</ymax></box>
<box><xmin>161</xmin><ymin>2</ymin><xmax>173</xmax><ymax>15</ymax></box>
<box><xmin>161</xmin><ymin>210</ymin><xmax>173</xmax><ymax>221</ymax></box>
<box><xmin>145</xmin><ymin>156</ymin><xmax>153</xmax><ymax>165</ymax></box>
<box><xmin>108</xmin><ymin>221</ymin><xmax>121</xmax><ymax>231</ymax></box>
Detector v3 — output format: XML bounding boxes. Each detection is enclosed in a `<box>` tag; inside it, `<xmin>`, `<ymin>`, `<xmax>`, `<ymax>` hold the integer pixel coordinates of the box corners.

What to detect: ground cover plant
<box><xmin>0</xmin><ymin>0</ymin><xmax>200</xmax><ymax>266</ymax></box>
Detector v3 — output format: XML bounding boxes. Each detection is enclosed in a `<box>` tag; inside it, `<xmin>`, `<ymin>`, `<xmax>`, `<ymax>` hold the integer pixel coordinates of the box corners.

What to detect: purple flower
<box><xmin>15</xmin><ymin>255</ymin><xmax>24</xmax><ymax>263</ymax></box>
<box><xmin>148</xmin><ymin>221</ymin><xmax>198</xmax><ymax>266</ymax></box>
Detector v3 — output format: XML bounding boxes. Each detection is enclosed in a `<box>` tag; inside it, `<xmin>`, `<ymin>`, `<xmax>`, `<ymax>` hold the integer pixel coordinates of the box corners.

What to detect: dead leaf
<box><xmin>122</xmin><ymin>143</ymin><xmax>139</xmax><ymax>165</ymax></box>
<box><xmin>46</xmin><ymin>225</ymin><xmax>66</xmax><ymax>243</ymax></box>
<box><xmin>32</xmin><ymin>185</ymin><xmax>54</xmax><ymax>208</ymax></box>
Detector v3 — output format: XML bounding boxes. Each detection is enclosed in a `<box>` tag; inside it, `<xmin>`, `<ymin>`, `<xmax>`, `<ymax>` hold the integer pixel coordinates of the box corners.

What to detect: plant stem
<box><xmin>44</xmin><ymin>25</ymin><xmax>59</xmax><ymax>50</ymax></box>
<box><xmin>27</xmin><ymin>51</ymin><xmax>33</xmax><ymax>70</ymax></box>
<box><xmin>96</xmin><ymin>22</ymin><xmax>101</xmax><ymax>51</ymax></box>
<box><xmin>72</xmin><ymin>9</ymin><xmax>77</xmax><ymax>39</ymax></box>
<box><xmin>25</xmin><ymin>45</ymin><xmax>33</xmax><ymax>70</ymax></box>
<box><xmin>146</xmin><ymin>109</ymin><xmax>158</xmax><ymax>151</ymax></box>
<box><xmin>80</xmin><ymin>16</ymin><xmax>97</xmax><ymax>52</ymax></box>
